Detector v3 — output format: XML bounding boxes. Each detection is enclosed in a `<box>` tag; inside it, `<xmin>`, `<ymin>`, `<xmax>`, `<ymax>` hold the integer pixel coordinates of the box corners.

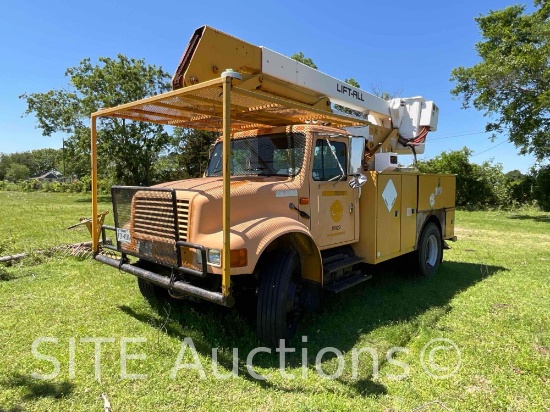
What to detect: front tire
<box><xmin>257</xmin><ymin>249</ymin><xmax>303</xmax><ymax>346</ymax></box>
<box><xmin>137</xmin><ymin>277</ymin><xmax>167</xmax><ymax>301</ymax></box>
<box><xmin>416</xmin><ymin>222</ymin><xmax>442</xmax><ymax>276</ymax></box>
<box><xmin>134</xmin><ymin>260</ymin><xmax>168</xmax><ymax>301</ymax></box>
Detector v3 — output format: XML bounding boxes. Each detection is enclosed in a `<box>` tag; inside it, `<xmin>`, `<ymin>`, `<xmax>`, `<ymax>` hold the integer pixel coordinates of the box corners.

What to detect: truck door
<box><xmin>309</xmin><ymin>137</ymin><xmax>356</xmax><ymax>247</ymax></box>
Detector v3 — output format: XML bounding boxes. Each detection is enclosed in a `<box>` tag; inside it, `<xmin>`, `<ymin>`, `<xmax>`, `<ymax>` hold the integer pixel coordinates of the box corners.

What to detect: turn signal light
<box><xmin>230</xmin><ymin>248</ymin><xmax>248</xmax><ymax>267</ymax></box>
<box><xmin>299</xmin><ymin>197</ymin><xmax>309</xmax><ymax>205</ymax></box>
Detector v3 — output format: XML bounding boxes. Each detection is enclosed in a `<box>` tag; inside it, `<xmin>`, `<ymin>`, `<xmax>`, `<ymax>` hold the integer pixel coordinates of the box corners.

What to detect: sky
<box><xmin>0</xmin><ymin>0</ymin><xmax>540</xmax><ymax>173</ymax></box>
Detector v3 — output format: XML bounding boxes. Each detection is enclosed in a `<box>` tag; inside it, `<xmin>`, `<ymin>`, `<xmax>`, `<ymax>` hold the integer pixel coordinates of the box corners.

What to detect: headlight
<box><xmin>207</xmin><ymin>248</ymin><xmax>221</xmax><ymax>267</ymax></box>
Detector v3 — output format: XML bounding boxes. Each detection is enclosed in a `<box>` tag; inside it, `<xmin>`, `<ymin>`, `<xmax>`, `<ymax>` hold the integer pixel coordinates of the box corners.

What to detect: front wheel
<box><xmin>134</xmin><ymin>260</ymin><xmax>168</xmax><ymax>301</ymax></box>
<box><xmin>137</xmin><ymin>277</ymin><xmax>167</xmax><ymax>301</ymax></box>
<box><xmin>415</xmin><ymin>222</ymin><xmax>442</xmax><ymax>276</ymax></box>
<box><xmin>257</xmin><ymin>249</ymin><xmax>304</xmax><ymax>346</ymax></box>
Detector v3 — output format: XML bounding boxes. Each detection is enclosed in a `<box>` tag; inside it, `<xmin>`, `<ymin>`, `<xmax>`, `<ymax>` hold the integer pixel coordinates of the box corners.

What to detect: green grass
<box><xmin>0</xmin><ymin>192</ymin><xmax>549</xmax><ymax>411</ymax></box>
<box><xmin>0</xmin><ymin>192</ymin><xmax>113</xmax><ymax>255</ymax></box>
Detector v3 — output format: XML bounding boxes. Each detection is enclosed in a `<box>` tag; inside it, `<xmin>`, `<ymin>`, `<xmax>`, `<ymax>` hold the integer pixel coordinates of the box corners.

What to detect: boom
<box><xmin>172</xmin><ymin>26</ymin><xmax>439</xmax><ymax>154</ymax></box>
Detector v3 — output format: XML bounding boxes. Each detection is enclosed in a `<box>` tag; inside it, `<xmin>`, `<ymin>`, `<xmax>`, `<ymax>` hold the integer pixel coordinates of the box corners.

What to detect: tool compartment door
<box><xmin>309</xmin><ymin>138</ymin><xmax>356</xmax><ymax>247</ymax></box>
<box><xmin>376</xmin><ymin>174</ymin><xmax>402</xmax><ymax>259</ymax></box>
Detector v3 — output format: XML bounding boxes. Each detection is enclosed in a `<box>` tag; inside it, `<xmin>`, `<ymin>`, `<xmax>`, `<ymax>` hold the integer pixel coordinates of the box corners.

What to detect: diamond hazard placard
<box><xmin>382</xmin><ymin>179</ymin><xmax>398</xmax><ymax>212</ymax></box>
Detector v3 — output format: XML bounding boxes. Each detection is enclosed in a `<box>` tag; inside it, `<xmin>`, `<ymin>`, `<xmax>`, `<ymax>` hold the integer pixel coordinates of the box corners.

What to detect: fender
<box><xmin>415</xmin><ymin>210</ymin><xmax>444</xmax><ymax>248</ymax></box>
<box><xmin>254</xmin><ymin>218</ymin><xmax>323</xmax><ymax>284</ymax></box>
<box><xmin>194</xmin><ymin>216</ymin><xmax>322</xmax><ymax>282</ymax></box>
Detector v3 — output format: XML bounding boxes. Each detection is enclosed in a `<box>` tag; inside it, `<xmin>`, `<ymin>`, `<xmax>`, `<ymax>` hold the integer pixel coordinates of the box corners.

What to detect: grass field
<box><xmin>0</xmin><ymin>192</ymin><xmax>549</xmax><ymax>411</ymax></box>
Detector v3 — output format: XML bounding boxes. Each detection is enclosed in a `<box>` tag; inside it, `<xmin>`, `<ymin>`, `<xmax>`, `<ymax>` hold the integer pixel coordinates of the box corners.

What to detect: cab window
<box><xmin>312</xmin><ymin>140</ymin><xmax>347</xmax><ymax>181</ymax></box>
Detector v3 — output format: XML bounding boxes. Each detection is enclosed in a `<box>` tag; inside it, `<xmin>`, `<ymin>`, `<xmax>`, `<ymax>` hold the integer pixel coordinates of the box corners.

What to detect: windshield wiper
<box><xmin>208</xmin><ymin>168</ymin><xmax>223</xmax><ymax>176</ymax></box>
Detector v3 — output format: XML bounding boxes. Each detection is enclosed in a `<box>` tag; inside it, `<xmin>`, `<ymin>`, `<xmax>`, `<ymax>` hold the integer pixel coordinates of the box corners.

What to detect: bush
<box><xmin>534</xmin><ymin>165</ymin><xmax>550</xmax><ymax>211</ymax></box>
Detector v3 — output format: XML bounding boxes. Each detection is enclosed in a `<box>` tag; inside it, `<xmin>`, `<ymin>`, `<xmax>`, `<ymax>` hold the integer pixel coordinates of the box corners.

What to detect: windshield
<box><xmin>206</xmin><ymin>133</ymin><xmax>306</xmax><ymax>177</ymax></box>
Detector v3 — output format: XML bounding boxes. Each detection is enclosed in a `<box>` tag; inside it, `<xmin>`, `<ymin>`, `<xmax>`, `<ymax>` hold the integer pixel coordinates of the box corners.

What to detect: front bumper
<box><xmin>95</xmin><ymin>253</ymin><xmax>234</xmax><ymax>307</ymax></box>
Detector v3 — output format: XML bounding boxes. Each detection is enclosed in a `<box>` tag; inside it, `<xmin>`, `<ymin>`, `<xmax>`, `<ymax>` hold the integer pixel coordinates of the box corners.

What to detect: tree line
<box><xmin>3</xmin><ymin>144</ymin><xmax>547</xmax><ymax>210</ymax></box>
<box><xmin>0</xmin><ymin>127</ymin><xmax>216</xmax><ymax>188</ymax></box>
<box><xmin>0</xmin><ymin>148</ymin><xmax>61</xmax><ymax>181</ymax></box>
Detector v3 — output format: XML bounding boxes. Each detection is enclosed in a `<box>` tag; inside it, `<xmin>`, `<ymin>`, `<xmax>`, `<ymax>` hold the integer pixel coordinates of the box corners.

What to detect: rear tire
<box><xmin>416</xmin><ymin>222</ymin><xmax>442</xmax><ymax>276</ymax></box>
<box><xmin>257</xmin><ymin>249</ymin><xmax>303</xmax><ymax>346</ymax></box>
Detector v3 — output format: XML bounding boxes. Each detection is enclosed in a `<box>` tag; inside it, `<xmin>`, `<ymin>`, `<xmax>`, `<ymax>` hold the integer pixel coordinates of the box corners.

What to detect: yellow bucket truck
<box><xmin>91</xmin><ymin>26</ymin><xmax>456</xmax><ymax>345</ymax></box>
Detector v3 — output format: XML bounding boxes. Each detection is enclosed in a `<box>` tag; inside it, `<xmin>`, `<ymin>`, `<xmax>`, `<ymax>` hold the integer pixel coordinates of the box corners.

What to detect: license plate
<box><xmin>116</xmin><ymin>228</ymin><xmax>131</xmax><ymax>244</ymax></box>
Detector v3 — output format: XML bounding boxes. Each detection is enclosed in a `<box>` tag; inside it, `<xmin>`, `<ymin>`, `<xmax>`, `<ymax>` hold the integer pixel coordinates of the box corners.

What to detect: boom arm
<box><xmin>172</xmin><ymin>26</ymin><xmax>439</xmax><ymax>154</ymax></box>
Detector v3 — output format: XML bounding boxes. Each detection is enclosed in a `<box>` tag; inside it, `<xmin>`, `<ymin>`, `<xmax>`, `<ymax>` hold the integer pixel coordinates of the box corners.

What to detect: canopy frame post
<box><xmin>221</xmin><ymin>71</ymin><xmax>239</xmax><ymax>297</ymax></box>
<box><xmin>91</xmin><ymin>115</ymin><xmax>99</xmax><ymax>253</ymax></box>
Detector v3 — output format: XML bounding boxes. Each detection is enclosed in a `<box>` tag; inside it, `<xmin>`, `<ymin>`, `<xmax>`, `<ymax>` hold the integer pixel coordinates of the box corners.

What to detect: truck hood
<box><xmin>152</xmin><ymin>175</ymin><xmax>304</xmax><ymax>239</ymax></box>
<box><xmin>153</xmin><ymin>175</ymin><xmax>298</xmax><ymax>200</ymax></box>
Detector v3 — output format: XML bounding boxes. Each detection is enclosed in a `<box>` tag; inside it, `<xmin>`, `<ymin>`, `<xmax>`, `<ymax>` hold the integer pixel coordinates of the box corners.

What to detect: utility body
<box><xmin>91</xmin><ymin>26</ymin><xmax>456</xmax><ymax>345</ymax></box>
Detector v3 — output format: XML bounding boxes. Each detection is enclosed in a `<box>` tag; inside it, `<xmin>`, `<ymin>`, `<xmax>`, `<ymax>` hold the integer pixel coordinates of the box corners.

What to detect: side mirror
<box><xmin>348</xmin><ymin>136</ymin><xmax>367</xmax><ymax>188</ymax></box>
<box><xmin>349</xmin><ymin>173</ymin><xmax>367</xmax><ymax>189</ymax></box>
<box><xmin>348</xmin><ymin>136</ymin><xmax>365</xmax><ymax>175</ymax></box>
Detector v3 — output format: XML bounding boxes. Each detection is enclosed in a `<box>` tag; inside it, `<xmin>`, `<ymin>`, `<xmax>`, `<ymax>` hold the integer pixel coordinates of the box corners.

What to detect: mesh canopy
<box><xmin>93</xmin><ymin>78</ymin><xmax>369</xmax><ymax>132</ymax></box>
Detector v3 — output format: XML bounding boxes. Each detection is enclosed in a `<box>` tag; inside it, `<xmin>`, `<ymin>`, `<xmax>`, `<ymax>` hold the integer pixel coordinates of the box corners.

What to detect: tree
<box><xmin>0</xmin><ymin>149</ymin><xmax>62</xmax><ymax>179</ymax></box>
<box><xmin>174</xmin><ymin>129</ymin><xmax>219</xmax><ymax>179</ymax></box>
<box><xmin>5</xmin><ymin>164</ymin><xmax>30</xmax><ymax>182</ymax></box>
<box><xmin>505</xmin><ymin>169</ymin><xmax>535</xmax><ymax>204</ymax></box>
<box><xmin>450</xmin><ymin>1</ymin><xmax>550</xmax><ymax>161</ymax></box>
<box><xmin>20</xmin><ymin>55</ymin><xmax>172</xmax><ymax>185</ymax></box>
<box><xmin>534</xmin><ymin>165</ymin><xmax>550</xmax><ymax>210</ymax></box>
<box><xmin>30</xmin><ymin>148</ymin><xmax>62</xmax><ymax>176</ymax></box>
<box><xmin>290</xmin><ymin>52</ymin><xmax>318</xmax><ymax>69</ymax></box>
<box><xmin>0</xmin><ymin>154</ymin><xmax>8</xmax><ymax>180</ymax></box>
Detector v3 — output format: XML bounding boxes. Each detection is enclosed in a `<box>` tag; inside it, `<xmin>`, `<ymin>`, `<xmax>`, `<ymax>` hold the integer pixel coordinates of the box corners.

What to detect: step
<box><xmin>324</xmin><ymin>273</ymin><xmax>373</xmax><ymax>293</ymax></box>
<box><xmin>322</xmin><ymin>253</ymin><xmax>347</xmax><ymax>265</ymax></box>
<box><xmin>323</xmin><ymin>256</ymin><xmax>364</xmax><ymax>275</ymax></box>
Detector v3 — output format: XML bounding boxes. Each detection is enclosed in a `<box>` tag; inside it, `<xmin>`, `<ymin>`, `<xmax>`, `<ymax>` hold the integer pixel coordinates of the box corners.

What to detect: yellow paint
<box><xmin>86</xmin><ymin>25</ymin><xmax>458</xmax><ymax>296</ymax></box>
<box><xmin>418</xmin><ymin>174</ymin><xmax>456</xmax><ymax>211</ymax></box>
<box><xmin>330</xmin><ymin>200</ymin><xmax>343</xmax><ymax>222</ymax></box>
<box><xmin>172</xmin><ymin>26</ymin><xmax>262</xmax><ymax>89</ymax></box>
<box><xmin>400</xmin><ymin>174</ymin><xmax>417</xmax><ymax>251</ymax></box>
<box><xmin>309</xmin><ymin>136</ymin><xmax>356</xmax><ymax>248</ymax></box>
<box><xmin>350</xmin><ymin>171</ymin><xmax>377</xmax><ymax>262</ymax></box>
<box><xmin>376</xmin><ymin>174</ymin><xmax>401</xmax><ymax>259</ymax></box>
<box><xmin>91</xmin><ymin>116</ymin><xmax>98</xmax><ymax>253</ymax></box>
<box><xmin>221</xmin><ymin>76</ymin><xmax>232</xmax><ymax>297</ymax></box>
<box><xmin>353</xmin><ymin>171</ymin><xmax>456</xmax><ymax>264</ymax></box>
<box><xmin>445</xmin><ymin>208</ymin><xmax>455</xmax><ymax>239</ymax></box>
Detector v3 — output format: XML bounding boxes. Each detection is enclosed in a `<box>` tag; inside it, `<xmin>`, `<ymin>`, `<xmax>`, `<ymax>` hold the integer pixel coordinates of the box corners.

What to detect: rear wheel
<box><xmin>416</xmin><ymin>222</ymin><xmax>442</xmax><ymax>276</ymax></box>
<box><xmin>257</xmin><ymin>249</ymin><xmax>304</xmax><ymax>346</ymax></box>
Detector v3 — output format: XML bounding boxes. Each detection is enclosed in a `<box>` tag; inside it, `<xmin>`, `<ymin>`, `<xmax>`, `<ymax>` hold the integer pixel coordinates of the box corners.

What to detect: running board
<box><xmin>323</xmin><ymin>256</ymin><xmax>364</xmax><ymax>275</ymax></box>
<box><xmin>324</xmin><ymin>273</ymin><xmax>372</xmax><ymax>293</ymax></box>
